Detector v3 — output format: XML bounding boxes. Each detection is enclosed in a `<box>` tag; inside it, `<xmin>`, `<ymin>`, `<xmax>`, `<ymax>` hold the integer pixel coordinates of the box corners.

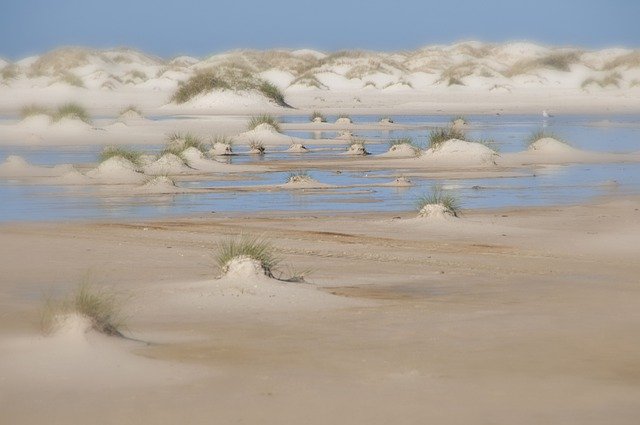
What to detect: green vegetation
<box><xmin>416</xmin><ymin>187</ymin><xmax>460</xmax><ymax>217</ymax></box>
<box><xmin>1</xmin><ymin>65</ymin><xmax>18</xmax><ymax>80</ymax></box>
<box><xmin>20</xmin><ymin>104</ymin><xmax>50</xmax><ymax>119</ymax></box>
<box><xmin>41</xmin><ymin>281</ymin><xmax>125</xmax><ymax>337</ymax></box>
<box><xmin>581</xmin><ymin>72</ymin><xmax>622</xmax><ymax>89</ymax></box>
<box><xmin>248</xmin><ymin>114</ymin><xmax>281</xmax><ymax>132</ymax></box>
<box><xmin>99</xmin><ymin>146</ymin><xmax>143</xmax><ymax>166</ymax></box>
<box><xmin>249</xmin><ymin>139</ymin><xmax>265</xmax><ymax>153</ymax></box>
<box><xmin>428</xmin><ymin>126</ymin><xmax>466</xmax><ymax>149</ymax></box>
<box><xmin>172</xmin><ymin>68</ymin><xmax>290</xmax><ymax>107</ymax></box>
<box><xmin>526</xmin><ymin>129</ymin><xmax>563</xmax><ymax>147</ymax></box>
<box><xmin>506</xmin><ymin>52</ymin><xmax>581</xmax><ymax>76</ymax></box>
<box><xmin>310</xmin><ymin>111</ymin><xmax>327</xmax><ymax>122</ymax></box>
<box><xmin>52</xmin><ymin>102</ymin><xmax>92</xmax><ymax>124</ymax></box>
<box><xmin>388</xmin><ymin>137</ymin><xmax>422</xmax><ymax>153</ymax></box>
<box><xmin>215</xmin><ymin>236</ymin><xmax>281</xmax><ymax>277</ymax></box>
<box><xmin>59</xmin><ymin>72</ymin><xmax>85</xmax><ymax>88</ymax></box>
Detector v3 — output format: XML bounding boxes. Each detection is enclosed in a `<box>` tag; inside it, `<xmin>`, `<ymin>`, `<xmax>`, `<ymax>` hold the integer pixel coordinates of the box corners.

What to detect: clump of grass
<box><xmin>581</xmin><ymin>72</ymin><xmax>622</xmax><ymax>89</ymax></box>
<box><xmin>212</xmin><ymin>135</ymin><xmax>234</xmax><ymax>147</ymax></box>
<box><xmin>448</xmin><ymin>77</ymin><xmax>465</xmax><ymax>86</ymax></box>
<box><xmin>59</xmin><ymin>72</ymin><xmax>85</xmax><ymax>88</ymax></box>
<box><xmin>41</xmin><ymin>281</ymin><xmax>125</xmax><ymax>337</ymax></box>
<box><xmin>379</xmin><ymin>116</ymin><xmax>394</xmax><ymax>123</ymax></box>
<box><xmin>52</xmin><ymin>102</ymin><xmax>92</xmax><ymax>124</ymax></box>
<box><xmin>248</xmin><ymin>114</ymin><xmax>281</xmax><ymax>132</ymax></box>
<box><xmin>276</xmin><ymin>265</ymin><xmax>314</xmax><ymax>283</ymax></box>
<box><xmin>99</xmin><ymin>146</ymin><xmax>142</xmax><ymax>166</ymax></box>
<box><xmin>20</xmin><ymin>104</ymin><xmax>50</xmax><ymax>119</ymax></box>
<box><xmin>258</xmin><ymin>81</ymin><xmax>291</xmax><ymax>107</ymax></box>
<box><xmin>338</xmin><ymin>113</ymin><xmax>351</xmax><ymax>120</ymax></box>
<box><xmin>215</xmin><ymin>236</ymin><xmax>280</xmax><ymax>277</ymax></box>
<box><xmin>526</xmin><ymin>129</ymin><xmax>562</xmax><ymax>147</ymax></box>
<box><xmin>165</xmin><ymin>132</ymin><xmax>205</xmax><ymax>152</ymax></box>
<box><xmin>182</xmin><ymin>133</ymin><xmax>205</xmax><ymax>151</ymax></box>
<box><xmin>428</xmin><ymin>126</ymin><xmax>465</xmax><ymax>149</ymax></box>
<box><xmin>310</xmin><ymin>111</ymin><xmax>327</xmax><ymax>122</ymax></box>
<box><xmin>1</xmin><ymin>65</ymin><xmax>18</xmax><ymax>80</ymax></box>
<box><xmin>416</xmin><ymin>187</ymin><xmax>460</xmax><ymax>217</ymax></box>
<box><xmin>287</xmin><ymin>170</ymin><xmax>312</xmax><ymax>183</ymax></box>
<box><xmin>451</xmin><ymin>115</ymin><xmax>467</xmax><ymax>125</ymax></box>
<box><xmin>249</xmin><ymin>139</ymin><xmax>265</xmax><ymax>154</ymax></box>
<box><xmin>119</xmin><ymin>104</ymin><xmax>143</xmax><ymax>117</ymax></box>
<box><xmin>172</xmin><ymin>70</ymin><xmax>231</xmax><ymax>104</ymax></box>
<box><xmin>388</xmin><ymin>137</ymin><xmax>422</xmax><ymax>154</ymax></box>
<box><xmin>348</xmin><ymin>138</ymin><xmax>366</xmax><ymax>147</ymax></box>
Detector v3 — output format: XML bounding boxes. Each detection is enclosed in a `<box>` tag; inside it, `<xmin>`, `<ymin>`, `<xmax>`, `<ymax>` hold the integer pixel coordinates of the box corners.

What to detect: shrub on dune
<box><xmin>20</xmin><ymin>104</ymin><xmax>50</xmax><ymax>119</ymax></box>
<box><xmin>172</xmin><ymin>70</ymin><xmax>231</xmax><ymax>104</ymax></box>
<box><xmin>248</xmin><ymin>114</ymin><xmax>281</xmax><ymax>132</ymax></box>
<box><xmin>215</xmin><ymin>236</ymin><xmax>281</xmax><ymax>277</ymax></box>
<box><xmin>310</xmin><ymin>111</ymin><xmax>327</xmax><ymax>122</ymax></box>
<box><xmin>41</xmin><ymin>282</ymin><xmax>125</xmax><ymax>337</ymax></box>
<box><xmin>99</xmin><ymin>146</ymin><xmax>143</xmax><ymax>167</ymax></box>
<box><xmin>59</xmin><ymin>72</ymin><xmax>85</xmax><ymax>88</ymax></box>
<box><xmin>52</xmin><ymin>102</ymin><xmax>92</xmax><ymax>124</ymax></box>
<box><xmin>428</xmin><ymin>126</ymin><xmax>466</xmax><ymax>149</ymax></box>
<box><xmin>416</xmin><ymin>187</ymin><xmax>460</xmax><ymax>218</ymax></box>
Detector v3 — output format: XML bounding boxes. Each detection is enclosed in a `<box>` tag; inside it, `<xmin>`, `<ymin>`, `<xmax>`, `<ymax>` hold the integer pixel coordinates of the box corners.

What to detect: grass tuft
<box><xmin>52</xmin><ymin>102</ymin><xmax>92</xmax><ymax>124</ymax></box>
<box><xmin>416</xmin><ymin>187</ymin><xmax>461</xmax><ymax>217</ymax></box>
<box><xmin>41</xmin><ymin>281</ymin><xmax>125</xmax><ymax>337</ymax></box>
<box><xmin>119</xmin><ymin>105</ymin><xmax>143</xmax><ymax>117</ymax></box>
<box><xmin>59</xmin><ymin>72</ymin><xmax>85</xmax><ymax>88</ymax></box>
<box><xmin>20</xmin><ymin>104</ymin><xmax>50</xmax><ymax>119</ymax></box>
<box><xmin>428</xmin><ymin>126</ymin><xmax>465</xmax><ymax>149</ymax></box>
<box><xmin>258</xmin><ymin>81</ymin><xmax>291</xmax><ymax>107</ymax></box>
<box><xmin>310</xmin><ymin>111</ymin><xmax>327</xmax><ymax>122</ymax></box>
<box><xmin>249</xmin><ymin>139</ymin><xmax>265</xmax><ymax>153</ymax></box>
<box><xmin>526</xmin><ymin>129</ymin><xmax>562</xmax><ymax>147</ymax></box>
<box><xmin>215</xmin><ymin>236</ymin><xmax>280</xmax><ymax>276</ymax></box>
<box><xmin>248</xmin><ymin>114</ymin><xmax>281</xmax><ymax>132</ymax></box>
<box><xmin>99</xmin><ymin>146</ymin><xmax>143</xmax><ymax>166</ymax></box>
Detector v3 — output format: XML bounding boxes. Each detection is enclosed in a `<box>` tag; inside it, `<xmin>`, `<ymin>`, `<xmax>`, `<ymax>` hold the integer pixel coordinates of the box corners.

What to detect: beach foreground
<box><xmin>1</xmin><ymin>196</ymin><xmax>639</xmax><ymax>424</ymax></box>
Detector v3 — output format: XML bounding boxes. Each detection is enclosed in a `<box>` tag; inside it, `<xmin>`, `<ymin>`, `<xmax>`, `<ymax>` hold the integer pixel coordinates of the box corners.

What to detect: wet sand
<box><xmin>1</xmin><ymin>196</ymin><xmax>639</xmax><ymax>424</ymax></box>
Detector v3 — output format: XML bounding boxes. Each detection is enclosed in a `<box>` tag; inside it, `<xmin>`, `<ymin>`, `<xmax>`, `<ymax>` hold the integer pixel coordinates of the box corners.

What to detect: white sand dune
<box><xmin>143</xmin><ymin>153</ymin><xmax>193</xmax><ymax>175</ymax></box>
<box><xmin>0</xmin><ymin>155</ymin><xmax>74</xmax><ymax>178</ymax></box>
<box><xmin>379</xmin><ymin>143</ymin><xmax>418</xmax><ymax>157</ymax></box>
<box><xmin>86</xmin><ymin>156</ymin><xmax>146</xmax><ymax>183</ymax></box>
<box><xmin>418</xmin><ymin>139</ymin><xmax>499</xmax><ymax>166</ymax></box>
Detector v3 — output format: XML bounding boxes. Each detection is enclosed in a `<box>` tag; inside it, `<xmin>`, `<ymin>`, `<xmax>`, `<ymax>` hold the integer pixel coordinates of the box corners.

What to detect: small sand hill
<box><xmin>0</xmin><ymin>155</ymin><xmax>74</xmax><ymax>177</ymax></box>
<box><xmin>50</xmin><ymin>117</ymin><xmax>94</xmax><ymax>132</ymax></box>
<box><xmin>379</xmin><ymin>117</ymin><xmax>394</xmax><ymax>125</ymax></box>
<box><xmin>287</xmin><ymin>143</ymin><xmax>309</xmax><ymax>153</ymax></box>
<box><xmin>419</xmin><ymin>139</ymin><xmax>499</xmax><ymax>166</ymax></box>
<box><xmin>312</xmin><ymin>116</ymin><xmax>324</xmax><ymax>123</ymax></box>
<box><xmin>336</xmin><ymin>117</ymin><xmax>352</xmax><ymax>125</ymax></box>
<box><xmin>17</xmin><ymin>114</ymin><xmax>51</xmax><ymax>129</ymax></box>
<box><xmin>176</xmin><ymin>90</ymin><xmax>277</xmax><ymax>111</ymax></box>
<box><xmin>237</xmin><ymin>123</ymin><xmax>299</xmax><ymax>145</ymax></box>
<box><xmin>209</xmin><ymin>142</ymin><xmax>233</xmax><ymax>156</ymax></box>
<box><xmin>281</xmin><ymin>175</ymin><xmax>332</xmax><ymax>189</ymax></box>
<box><xmin>143</xmin><ymin>153</ymin><xmax>192</xmax><ymax>175</ymax></box>
<box><xmin>48</xmin><ymin>169</ymin><xmax>90</xmax><ymax>185</ymax></box>
<box><xmin>528</xmin><ymin>137</ymin><xmax>577</xmax><ymax>154</ymax></box>
<box><xmin>0</xmin><ymin>313</ymin><xmax>203</xmax><ymax>394</ymax></box>
<box><xmin>118</xmin><ymin>109</ymin><xmax>145</xmax><ymax>122</ymax></box>
<box><xmin>417</xmin><ymin>204</ymin><xmax>456</xmax><ymax>220</ymax></box>
<box><xmin>345</xmin><ymin>143</ymin><xmax>369</xmax><ymax>155</ymax></box>
<box><xmin>380</xmin><ymin>143</ymin><xmax>418</xmax><ymax>157</ymax></box>
<box><xmin>86</xmin><ymin>157</ymin><xmax>146</xmax><ymax>183</ymax></box>
<box><xmin>137</xmin><ymin>176</ymin><xmax>183</xmax><ymax>194</ymax></box>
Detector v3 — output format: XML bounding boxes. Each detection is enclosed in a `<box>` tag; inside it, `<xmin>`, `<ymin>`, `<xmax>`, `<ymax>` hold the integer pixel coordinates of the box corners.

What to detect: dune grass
<box><xmin>1</xmin><ymin>65</ymin><xmax>18</xmax><ymax>80</ymax></box>
<box><xmin>310</xmin><ymin>111</ymin><xmax>327</xmax><ymax>122</ymax></box>
<box><xmin>52</xmin><ymin>102</ymin><xmax>92</xmax><ymax>124</ymax></box>
<box><xmin>379</xmin><ymin>116</ymin><xmax>394</xmax><ymax>123</ymax></box>
<box><xmin>416</xmin><ymin>187</ymin><xmax>460</xmax><ymax>217</ymax></box>
<box><xmin>41</xmin><ymin>281</ymin><xmax>125</xmax><ymax>337</ymax></box>
<box><xmin>348</xmin><ymin>138</ymin><xmax>367</xmax><ymax>147</ymax></box>
<box><xmin>526</xmin><ymin>129</ymin><xmax>562</xmax><ymax>147</ymax></box>
<box><xmin>99</xmin><ymin>146</ymin><xmax>143</xmax><ymax>166</ymax></box>
<box><xmin>212</xmin><ymin>135</ymin><xmax>234</xmax><ymax>147</ymax></box>
<box><xmin>249</xmin><ymin>139</ymin><xmax>265</xmax><ymax>153</ymax></box>
<box><xmin>248</xmin><ymin>114</ymin><xmax>281</xmax><ymax>132</ymax></box>
<box><xmin>428</xmin><ymin>126</ymin><xmax>466</xmax><ymax>149</ymax></box>
<box><xmin>337</xmin><ymin>113</ymin><xmax>351</xmax><ymax>120</ymax></box>
<box><xmin>59</xmin><ymin>72</ymin><xmax>85</xmax><ymax>88</ymax></box>
<box><xmin>388</xmin><ymin>137</ymin><xmax>422</xmax><ymax>153</ymax></box>
<box><xmin>20</xmin><ymin>104</ymin><xmax>50</xmax><ymax>119</ymax></box>
<box><xmin>258</xmin><ymin>81</ymin><xmax>290</xmax><ymax>107</ymax></box>
<box><xmin>287</xmin><ymin>170</ymin><xmax>312</xmax><ymax>183</ymax></box>
<box><xmin>215</xmin><ymin>236</ymin><xmax>280</xmax><ymax>276</ymax></box>
<box><xmin>172</xmin><ymin>70</ymin><xmax>231</xmax><ymax>104</ymax></box>
<box><xmin>581</xmin><ymin>72</ymin><xmax>622</xmax><ymax>89</ymax></box>
<box><xmin>165</xmin><ymin>132</ymin><xmax>205</xmax><ymax>152</ymax></box>
<box><xmin>451</xmin><ymin>115</ymin><xmax>467</xmax><ymax>124</ymax></box>
<box><xmin>448</xmin><ymin>77</ymin><xmax>465</xmax><ymax>86</ymax></box>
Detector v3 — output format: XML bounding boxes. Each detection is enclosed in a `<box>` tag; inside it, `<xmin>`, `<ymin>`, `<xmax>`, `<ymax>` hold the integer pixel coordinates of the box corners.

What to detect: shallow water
<box><xmin>1</xmin><ymin>114</ymin><xmax>639</xmax><ymax>221</ymax></box>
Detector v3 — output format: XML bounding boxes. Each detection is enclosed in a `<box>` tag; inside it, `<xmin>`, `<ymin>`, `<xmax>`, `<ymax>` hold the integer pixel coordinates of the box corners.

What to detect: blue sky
<box><xmin>1</xmin><ymin>0</ymin><xmax>638</xmax><ymax>59</ymax></box>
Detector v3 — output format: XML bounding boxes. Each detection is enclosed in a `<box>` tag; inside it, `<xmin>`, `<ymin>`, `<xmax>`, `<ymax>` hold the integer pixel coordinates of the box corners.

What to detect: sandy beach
<box><xmin>1</xmin><ymin>41</ymin><xmax>640</xmax><ymax>424</ymax></box>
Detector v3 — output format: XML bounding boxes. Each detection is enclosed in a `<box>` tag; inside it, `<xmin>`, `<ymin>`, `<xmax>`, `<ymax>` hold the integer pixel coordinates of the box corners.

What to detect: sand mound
<box><xmin>139</xmin><ymin>176</ymin><xmax>182</xmax><ymax>194</ymax></box>
<box><xmin>49</xmin><ymin>313</ymin><xmax>94</xmax><ymax>338</ymax></box>
<box><xmin>287</xmin><ymin>143</ymin><xmax>309</xmax><ymax>153</ymax></box>
<box><xmin>143</xmin><ymin>153</ymin><xmax>191</xmax><ymax>175</ymax></box>
<box><xmin>50</xmin><ymin>117</ymin><xmax>93</xmax><ymax>132</ymax></box>
<box><xmin>222</xmin><ymin>257</ymin><xmax>271</xmax><ymax>279</ymax></box>
<box><xmin>388</xmin><ymin>176</ymin><xmax>413</xmax><ymax>187</ymax></box>
<box><xmin>345</xmin><ymin>143</ymin><xmax>369</xmax><ymax>155</ymax></box>
<box><xmin>420</xmin><ymin>139</ymin><xmax>498</xmax><ymax>166</ymax></box>
<box><xmin>17</xmin><ymin>114</ymin><xmax>51</xmax><ymax>129</ymax></box>
<box><xmin>0</xmin><ymin>155</ymin><xmax>74</xmax><ymax>178</ymax></box>
<box><xmin>209</xmin><ymin>142</ymin><xmax>233</xmax><ymax>156</ymax></box>
<box><xmin>336</xmin><ymin>117</ymin><xmax>352</xmax><ymax>125</ymax></box>
<box><xmin>418</xmin><ymin>204</ymin><xmax>456</xmax><ymax>220</ymax></box>
<box><xmin>49</xmin><ymin>168</ymin><xmax>90</xmax><ymax>185</ymax></box>
<box><xmin>312</xmin><ymin>116</ymin><xmax>324</xmax><ymax>123</ymax></box>
<box><xmin>237</xmin><ymin>123</ymin><xmax>298</xmax><ymax>145</ymax></box>
<box><xmin>86</xmin><ymin>157</ymin><xmax>145</xmax><ymax>183</ymax></box>
<box><xmin>528</xmin><ymin>138</ymin><xmax>576</xmax><ymax>154</ymax></box>
<box><xmin>379</xmin><ymin>117</ymin><xmax>394</xmax><ymax>124</ymax></box>
<box><xmin>380</xmin><ymin>143</ymin><xmax>418</xmax><ymax>157</ymax></box>
<box><xmin>118</xmin><ymin>109</ymin><xmax>144</xmax><ymax>121</ymax></box>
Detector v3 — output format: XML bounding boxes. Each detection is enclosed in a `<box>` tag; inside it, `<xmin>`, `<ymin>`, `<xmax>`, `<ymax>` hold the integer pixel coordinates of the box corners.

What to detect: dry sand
<box><xmin>1</xmin><ymin>196</ymin><xmax>639</xmax><ymax>425</ymax></box>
